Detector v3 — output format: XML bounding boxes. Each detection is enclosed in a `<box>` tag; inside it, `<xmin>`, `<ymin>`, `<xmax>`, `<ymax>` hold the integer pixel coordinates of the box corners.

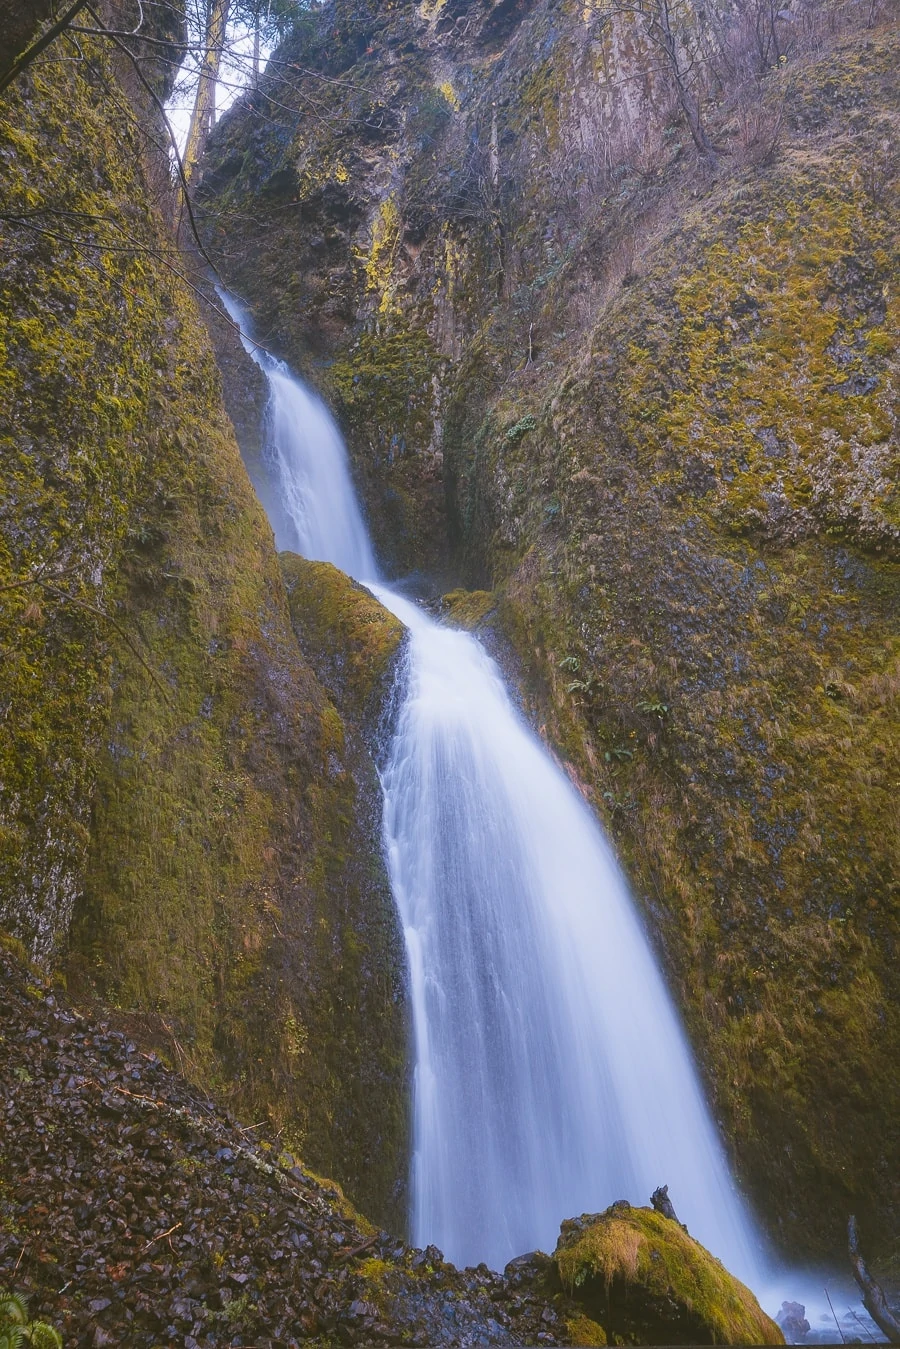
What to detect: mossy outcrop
<box><xmin>460</xmin><ymin>37</ymin><xmax>900</xmax><ymax>1260</ymax></box>
<box><xmin>280</xmin><ymin>555</ymin><xmax>405</xmax><ymax>737</ymax></box>
<box><xmin>555</xmin><ymin>1203</ymin><xmax>784</xmax><ymax>1345</ymax></box>
<box><xmin>440</xmin><ymin>587</ymin><xmax>498</xmax><ymax>630</ymax></box>
<box><xmin>0</xmin><ymin>11</ymin><xmax>407</xmax><ymax>1230</ymax></box>
<box><xmin>199</xmin><ymin>0</ymin><xmax>900</xmax><ymax>1261</ymax></box>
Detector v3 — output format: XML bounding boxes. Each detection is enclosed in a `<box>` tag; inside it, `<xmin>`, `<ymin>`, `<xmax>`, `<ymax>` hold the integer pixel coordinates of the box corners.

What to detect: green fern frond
<box><xmin>0</xmin><ymin>1291</ymin><xmax>29</xmax><ymax>1326</ymax></box>
<box><xmin>28</xmin><ymin>1324</ymin><xmax>63</xmax><ymax>1349</ymax></box>
<box><xmin>0</xmin><ymin>1290</ymin><xmax>62</xmax><ymax>1347</ymax></box>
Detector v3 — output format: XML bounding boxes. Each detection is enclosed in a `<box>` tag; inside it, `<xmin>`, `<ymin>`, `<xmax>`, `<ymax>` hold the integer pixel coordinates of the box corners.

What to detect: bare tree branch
<box><xmin>0</xmin><ymin>0</ymin><xmax>92</xmax><ymax>96</ymax></box>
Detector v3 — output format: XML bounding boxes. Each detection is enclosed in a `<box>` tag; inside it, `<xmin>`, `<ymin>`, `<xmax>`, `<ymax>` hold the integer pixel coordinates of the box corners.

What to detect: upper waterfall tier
<box><xmin>217</xmin><ymin>289</ymin><xmax>378</xmax><ymax>581</ymax></box>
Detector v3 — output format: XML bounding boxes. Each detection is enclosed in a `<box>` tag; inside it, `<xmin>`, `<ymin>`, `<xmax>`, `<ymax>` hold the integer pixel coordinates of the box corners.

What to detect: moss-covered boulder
<box><xmin>555</xmin><ymin>1203</ymin><xmax>784</xmax><ymax>1346</ymax></box>
<box><xmin>280</xmin><ymin>555</ymin><xmax>404</xmax><ymax>736</ymax></box>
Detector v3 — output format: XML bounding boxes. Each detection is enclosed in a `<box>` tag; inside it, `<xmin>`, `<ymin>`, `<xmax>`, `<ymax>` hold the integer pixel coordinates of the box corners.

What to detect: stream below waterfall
<box><xmin>219</xmin><ymin>290</ymin><xmax>881</xmax><ymax>1341</ymax></box>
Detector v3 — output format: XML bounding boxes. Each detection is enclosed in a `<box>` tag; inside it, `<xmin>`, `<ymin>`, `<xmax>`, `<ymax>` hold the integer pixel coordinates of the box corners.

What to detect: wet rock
<box><xmin>777</xmin><ymin>1300</ymin><xmax>810</xmax><ymax>1341</ymax></box>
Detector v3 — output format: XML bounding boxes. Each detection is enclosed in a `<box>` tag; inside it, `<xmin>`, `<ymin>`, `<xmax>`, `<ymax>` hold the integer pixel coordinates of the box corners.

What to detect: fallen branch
<box><xmin>139</xmin><ymin>1221</ymin><xmax>182</xmax><ymax>1254</ymax></box>
<box><xmin>848</xmin><ymin>1215</ymin><xmax>900</xmax><ymax>1344</ymax></box>
<box><xmin>334</xmin><ymin>1233</ymin><xmax>379</xmax><ymax>1265</ymax></box>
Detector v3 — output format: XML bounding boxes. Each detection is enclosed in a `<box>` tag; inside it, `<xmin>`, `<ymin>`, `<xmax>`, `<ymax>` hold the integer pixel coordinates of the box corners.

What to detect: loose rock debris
<box><xmin>0</xmin><ymin>943</ymin><xmax>568</xmax><ymax>1347</ymax></box>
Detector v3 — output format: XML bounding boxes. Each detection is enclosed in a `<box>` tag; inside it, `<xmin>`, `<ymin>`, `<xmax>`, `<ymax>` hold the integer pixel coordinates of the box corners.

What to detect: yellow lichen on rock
<box><xmin>365</xmin><ymin>196</ymin><xmax>403</xmax><ymax>318</ymax></box>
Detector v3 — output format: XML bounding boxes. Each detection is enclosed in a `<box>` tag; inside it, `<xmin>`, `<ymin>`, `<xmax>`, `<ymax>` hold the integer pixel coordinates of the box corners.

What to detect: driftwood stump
<box><xmin>848</xmin><ymin>1215</ymin><xmax>900</xmax><ymax>1345</ymax></box>
<box><xmin>651</xmin><ymin>1185</ymin><xmax>683</xmax><ymax>1225</ymax></box>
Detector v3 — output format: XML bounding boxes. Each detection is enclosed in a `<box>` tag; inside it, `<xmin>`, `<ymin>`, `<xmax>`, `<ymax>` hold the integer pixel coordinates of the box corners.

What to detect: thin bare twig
<box><xmin>824</xmin><ymin>1286</ymin><xmax>847</xmax><ymax>1345</ymax></box>
<box><xmin>38</xmin><ymin>581</ymin><xmax>173</xmax><ymax>702</ymax></box>
<box><xmin>139</xmin><ymin>1221</ymin><xmax>182</xmax><ymax>1254</ymax></box>
<box><xmin>848</xmin><ymin>1306</ymin><xmax>879</xmax><ymax>1343</ymax></box>
<box><xmin>334</xmin><ymin>1233</ymin><xmax>379</xmax><ymax>1264</ymax></box>
<box><xmin>83</xmin><ymin>4</ymin><xmax>218</xmax><ymax>278</ymax></box>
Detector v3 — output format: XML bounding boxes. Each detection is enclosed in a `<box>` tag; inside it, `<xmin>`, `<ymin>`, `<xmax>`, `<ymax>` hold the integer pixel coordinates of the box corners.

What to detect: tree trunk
<box><xmin>183</xmin><ymin>0</ymin><xmax>231</xmax><ymax>183</ymax></box>
<box><xmin>848</xmin><ymin>1216</ymin><xmax>900</xmax><ymax>1345</ymax></box>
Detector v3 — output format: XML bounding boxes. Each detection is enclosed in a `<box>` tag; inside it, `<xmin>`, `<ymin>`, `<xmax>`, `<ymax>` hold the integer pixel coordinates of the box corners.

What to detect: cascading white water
<box><xmin>217</xmin><ymin>290</ymin><xmax>377</xmax><ymax>579</ymax></box>
<box><xmin>370</xmin><ymin>586</ymin><xmax>764</xmax><ymax>1282</ymax></box>
<box><xmin>221</xmin><ymin>292</ymin><xmax>770</xmax><ymax>1289</ymax></box>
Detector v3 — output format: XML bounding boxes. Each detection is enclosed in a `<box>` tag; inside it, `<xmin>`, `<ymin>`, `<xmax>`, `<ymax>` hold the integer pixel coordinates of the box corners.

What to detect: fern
<box><xmin>28</xmin><ymin>1327</ymin><xmax>62</xmax><ymax>1349</ymax></box>
<box><xmin>0</xmin><ymin>1291</ymin><xmax>62</xmax><ymax>1348</ymax></box>
<box><xmin>0</xmin><ymin>1294</ymin><xmax>27</xmax><ymax>1328</ymax></box>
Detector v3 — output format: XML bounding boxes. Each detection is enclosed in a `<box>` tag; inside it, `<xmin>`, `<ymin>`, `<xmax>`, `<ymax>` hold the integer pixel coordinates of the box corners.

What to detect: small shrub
<box><xmin>504</xmin><ymin>413</ymin><xmax>538</xmax><ymax>443</ymax></box>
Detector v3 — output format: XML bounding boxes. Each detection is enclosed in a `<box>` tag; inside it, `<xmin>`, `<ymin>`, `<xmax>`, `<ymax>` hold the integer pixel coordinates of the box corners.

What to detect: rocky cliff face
<box><xmin>0</xmin><ymin>5</ymin><xmax>408</xmax><ymax>1230</ymax></box>
<box><xmin>200</xmin><ymin>0</ymin><xmax>899</xmax><ymax>1261</ymax></box>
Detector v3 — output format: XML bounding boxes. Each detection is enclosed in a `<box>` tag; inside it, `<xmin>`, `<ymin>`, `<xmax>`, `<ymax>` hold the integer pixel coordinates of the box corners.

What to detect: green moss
<box><xmin>279</xmin><ymin>556</ymin><xmax>404</xmax><ymax>730</ymax></box>
<box><xmin>440</xmin><ymin>588</ymin><xmax>497</xmax><ymax>629</ymax></box>
<box><xmin>0</xmin><ymin>930</ymin><xmax>30</xmax><ymax>968</ymax></box>
<box><xmin>284</xmin><ymin>1157</ymin><xmax>378</xmax><ymax>1236</ymax></box>
<box><xmin>0</xmin><ymin>48</ymin><xmax>194</xmax><ymax>961</ymax></box>
<box><xmin>322</xmin><ymin>325</ymin><xmax>443</xmax><ymax>574</ymax></box>
<box><xmin>512</xmin><ymin>57</ymin><xmax>566</xmax><ymax>145</ymax></box>
<box><xmin>566</xmin><ymin>1311</ymin><xmax>608</xmax><ymax>1345</ymax></box>
<box><xmin>327</xmin><ymin>328</ymin><xmax>437</xmax><ymax>453</ymax></box>
<box><xmin>621</xmin><ymin>178</ymin><xmax>898</xmax><ymax>550</ymax></box>
<box><xmin>0</xmin><ymin>33</ymin><xmax>408</xmax><ymax>1233</ymax></box>
<box><xmin>556</xmin><ymin>1206</ymin><xmax>783</xmax><ymax>1345</ymax></box>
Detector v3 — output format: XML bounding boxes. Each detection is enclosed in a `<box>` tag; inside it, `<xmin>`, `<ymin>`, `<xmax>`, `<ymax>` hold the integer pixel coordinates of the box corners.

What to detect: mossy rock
<box><xmin>555</xmin><ymin>1203</ymin><xmax>783</xmax><ymax>1346</ymax></box>
<box><xmin>566</xmin><ymin>1311</ymin><xmax>608</xmax><ymax>1345</ymax></box>
<box><xmin>0</xmin><ymin>34</ymin><xmax>409</xmax><ymax>1233</ymax></box>
<box><xmin>440</xmin><ymin>588</ymin><xmax>497</xmax><ymax>630</ymax></box>
<box><xmin>279</xmin><ymin>555</ymin><xmax>404</xmax><ymax>734</ymax></box>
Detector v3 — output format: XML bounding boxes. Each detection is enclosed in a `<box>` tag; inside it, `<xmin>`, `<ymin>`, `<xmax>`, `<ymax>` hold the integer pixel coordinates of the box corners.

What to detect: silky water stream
<box><xmin>220</xmin><ymin>291</ymin><xmax>879</xmax><ymax>1339</ymax></box>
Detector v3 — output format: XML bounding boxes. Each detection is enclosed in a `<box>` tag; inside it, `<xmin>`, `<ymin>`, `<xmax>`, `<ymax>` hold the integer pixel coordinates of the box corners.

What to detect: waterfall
<box><xmin>221</xmin><ymin>293</ymin><xmax>768</xmax><ymax>1288</ymax></box>
<box><xmin>217</xmin><ymin>290</ymin><xmax>377</xmax><ymax>580</ymax></box>
<box><xmin>370</xmin><ymin>586</ymin><xmax>763</xmax><ymax>1281</ymax></box>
